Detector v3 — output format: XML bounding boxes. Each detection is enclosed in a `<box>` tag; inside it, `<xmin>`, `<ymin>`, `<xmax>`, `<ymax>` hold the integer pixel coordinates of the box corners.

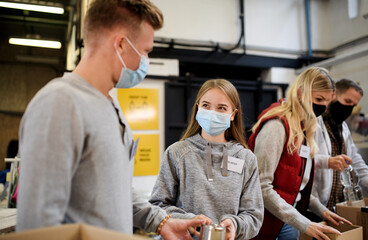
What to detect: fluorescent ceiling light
<box><xmin>0</xmin><ymin>1</ymin><xmax>64</xmax><ymax>14</ymax></box>
<box><xmin>9</xmin><ymin>38</ymin><xmax>62</xmax><ymax>49</ymax></box>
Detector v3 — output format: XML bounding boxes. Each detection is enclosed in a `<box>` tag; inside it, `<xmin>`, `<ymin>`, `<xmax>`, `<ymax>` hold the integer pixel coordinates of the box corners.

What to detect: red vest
<box><xmin>248</xmin><ymin>102</ymin><xmax>314</xmax><ymax>240</ymax></box>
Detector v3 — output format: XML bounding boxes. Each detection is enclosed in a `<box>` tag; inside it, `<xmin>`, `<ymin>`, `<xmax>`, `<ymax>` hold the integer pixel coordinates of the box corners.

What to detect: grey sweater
<box><xmin>17</xmin><ymin>73</ymin><xmax>166</xmax><ymax>234</ymax></box>
<box><xmin>149</xmin><ymin>133</ymin><xmax>264</xmax><ymax>239</ymax></box>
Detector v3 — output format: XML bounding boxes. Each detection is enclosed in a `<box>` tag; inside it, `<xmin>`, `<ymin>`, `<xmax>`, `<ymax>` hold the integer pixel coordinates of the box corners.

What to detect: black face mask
<box><xmin>313</xmin><ymin>103</ymin><xmax>326</xmax><ymax>117</ymax></box>
<box><xmin>329</xmin><ymin>100</ymin><xmax>354</xmax><ymax>124</ymax></box>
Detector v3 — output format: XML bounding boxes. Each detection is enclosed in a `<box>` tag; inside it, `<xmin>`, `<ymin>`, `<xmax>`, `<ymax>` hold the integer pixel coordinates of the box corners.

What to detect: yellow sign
<box><xmin>133</xmin><ymin>134</ymin><xmax>159</xmax><ymax>176</ymax></box>
<box><xmin>117</xmin><ymin>88</ymin><xmax>159</xmax><ymax>130</ymax></box>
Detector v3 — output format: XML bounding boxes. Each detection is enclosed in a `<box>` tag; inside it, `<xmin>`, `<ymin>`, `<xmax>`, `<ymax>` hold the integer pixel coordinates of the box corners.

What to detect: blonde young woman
<box><xmin>150</xmin><ymin>79</ymin><xmax>264</xmax><ymax>240</ymax></box>
<box><xmin>248</xmin><ymin>67</ymin><xmax>351</xmax><ymax>240</ymax></box>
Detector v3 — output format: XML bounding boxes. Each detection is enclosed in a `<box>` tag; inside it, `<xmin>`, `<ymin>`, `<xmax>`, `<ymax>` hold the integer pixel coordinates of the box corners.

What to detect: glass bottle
<box><xmin>340</xmin><ymin>165</ymin><xmax>365</xmax><ymax>207</ymax></box>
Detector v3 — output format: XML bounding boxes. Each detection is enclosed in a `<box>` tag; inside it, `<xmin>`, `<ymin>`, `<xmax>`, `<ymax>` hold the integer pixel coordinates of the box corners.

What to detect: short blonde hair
<box><xmin>84</xmin><ymin>0</ymin><xmax>163</xmax><ymax>42</ymax></box>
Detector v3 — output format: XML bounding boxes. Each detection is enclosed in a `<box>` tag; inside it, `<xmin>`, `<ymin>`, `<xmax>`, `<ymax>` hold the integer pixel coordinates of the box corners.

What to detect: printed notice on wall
<box><xmin>133</xmin><ymin>134</ymin><xmax>159</xmax><ymax>176</ymax></box>
<box><xmin>117</xmin><ymin>88</ymin><xmax>159</xmax><ymax>130</ymax></box>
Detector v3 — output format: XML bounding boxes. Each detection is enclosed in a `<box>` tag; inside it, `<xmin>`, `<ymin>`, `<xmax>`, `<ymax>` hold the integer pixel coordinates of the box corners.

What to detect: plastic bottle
<box><xmin>340</xmin><ymin>165</ymin><xmax>365</xmax><ymax>207</ymax></box>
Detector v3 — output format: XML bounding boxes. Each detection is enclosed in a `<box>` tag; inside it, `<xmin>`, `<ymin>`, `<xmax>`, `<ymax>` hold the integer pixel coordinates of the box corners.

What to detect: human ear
<box><xmin>331</xmin><ymin>91</ymin><xmax>337</xmax><ymax>101</ymax></box>
<box><xmin>230</xmin><ymin>109</ymin><xmax>238</xmax><ymax>121</ymax></box>
<box><xmin>114</xmin><ymin>35</ymin><xmax>127</xmax><ymax>54</ymax></box>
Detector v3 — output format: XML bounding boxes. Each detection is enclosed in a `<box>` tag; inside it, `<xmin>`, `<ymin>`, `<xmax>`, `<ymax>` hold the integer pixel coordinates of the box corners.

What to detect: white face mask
<box><xmin>195</xmin><ymin>108</ymin><xmax>232</xmax><ymax>136</ymax></box>
<box><xmin>114</xmin><ymin>37</ymin><xmax>150</xmax><ymax>88</ymax></box>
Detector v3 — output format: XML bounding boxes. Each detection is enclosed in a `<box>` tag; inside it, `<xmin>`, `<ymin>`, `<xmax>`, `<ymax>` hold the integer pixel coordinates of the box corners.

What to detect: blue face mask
<box><xmin>195</xmin><ymin>108</ymin><xmax>232</xmax><ymax>137</ymax></box>
<box><xmin>114</xmin><ymin>37</ymin><xmax>149</xmax><ymax>89</ymax></box>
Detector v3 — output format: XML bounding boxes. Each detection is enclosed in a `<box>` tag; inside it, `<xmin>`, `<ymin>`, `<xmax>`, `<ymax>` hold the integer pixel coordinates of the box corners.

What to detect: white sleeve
<box><xmin>344</xmin><ymin>123</ymin><xmax>368</xmax><ymax>195</ymax></box>
<box><xmin>314</xmin><ymin>117</ymin><xmax>330</xmax><ymax>169</ymax></box>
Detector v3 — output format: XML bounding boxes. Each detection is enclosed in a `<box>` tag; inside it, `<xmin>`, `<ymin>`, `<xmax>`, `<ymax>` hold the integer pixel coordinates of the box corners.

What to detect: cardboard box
<box><xmin>336</xmin><ymin>198</ymin><xmax>368</xmax><ymax>240</ymax></box>
<box><xmin>336</xmin><ymin>198</ymin><xmax>368</xmax><ymax>225</ymax></box>
<box><xmin>299</xmin><ymin>222</ymin><xmax>363</xmax><ymax>240</ymax></box>
<box><xmin>362</xmin><ymin>208</ymin><xmax>368</xmax><ymax>240</ymax></box>
<box><xmin>1</xmin><ymin>224</ymin><xmax>149</xmax><ymax>240</ymax></box>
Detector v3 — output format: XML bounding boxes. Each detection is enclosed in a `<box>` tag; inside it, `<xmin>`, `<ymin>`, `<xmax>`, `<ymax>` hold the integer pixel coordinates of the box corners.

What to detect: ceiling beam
<box><xmin>150</xmin><ymin>47</ymin><xmax>304</xmax><ymax>69</ymax></box>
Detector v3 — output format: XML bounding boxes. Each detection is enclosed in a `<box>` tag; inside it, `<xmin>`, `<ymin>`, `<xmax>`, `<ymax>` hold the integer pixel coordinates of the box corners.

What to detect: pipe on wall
<box><xmin>305</xmin><ymin>0</ymin><xmax>312</xmax><ymax>56</ymax></box>
<box><xmin>295</xmin><ymin>46</ymin><xmax>368</xmax><ymax>74</ymax></box>
<box><xmin>154</xmin><ymin>0</ymin><xmax>245</xmax><ymax>54</ymax></box>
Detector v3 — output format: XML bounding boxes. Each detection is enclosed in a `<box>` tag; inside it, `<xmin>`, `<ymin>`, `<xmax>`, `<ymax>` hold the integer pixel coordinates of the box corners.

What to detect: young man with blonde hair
<box><xmin>17</xmin><ymin>1</ymin><xmax>204</xmax><ymax>239</ymax></box>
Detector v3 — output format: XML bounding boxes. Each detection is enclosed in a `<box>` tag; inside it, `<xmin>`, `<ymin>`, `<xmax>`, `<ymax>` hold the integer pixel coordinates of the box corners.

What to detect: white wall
<box><xmin>152</xmin><ymin>0</ymin><xmax>367</xmax><ymax>63</ymax></box>
<box><xmin>310</xmin><ymin>0</ymin><xmax>330</xmax><ymax>50</ymax></box>
<box><xmin>329</xmin><ymin>42</ymin><xmax>368</xmax><ymax>113</ymax></box>
<box><xmin>152</xmin><ymin>0</ymin><xmax>239</xmax><ymax>44</ymax></box>
<box><xmin>262</xmin><ymin>67</ymin><xmax>298</xmax><ymax>85</ymax></box>
<box><xmin>245</xmin><ymin>0</ymin><xmax>308</xmax><ymax>53</ymax></box>
<box><xmin>325</xmin><ymin>0</ymin><xmax>368</xmax><ymax>114</ymax></box>
<box><xmin>326</xmin><ymin>0</ymin><xmax>368</xmax><ymax>49</ymax></box>
<box><xmin>152</xmin><ymin>0</ymin><xmax>331</xmax><ymax>56</ymax></box>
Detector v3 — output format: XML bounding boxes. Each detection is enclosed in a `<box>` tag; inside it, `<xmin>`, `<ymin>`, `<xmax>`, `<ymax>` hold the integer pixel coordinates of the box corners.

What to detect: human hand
<box><xmin>304</xmin><ymin>222</ymin><xmax>341</xmax><ymax>240</ymax></box>
<box><xmin>160</xmin><ymin>217</ymin><xmax>205</xmax><ymax>240</ymax></box>
<box><xmin>188</xmin><ymin>214</ymin><xmax>213</xmax><ymax>236</ymax></box>
<box><xmin>220</xmin><ymin>218</ymin><xmax>236</xmax><ymax>240</ymax></box>
<box><xmin>321</xmin><ymin>210</ymin><xmax>352</xmax><ymax>226</ymax></box>
<box><xmin>328</xmin><ymin>154</ymin><xmax>352</xmax><ymax>171</ymax></box>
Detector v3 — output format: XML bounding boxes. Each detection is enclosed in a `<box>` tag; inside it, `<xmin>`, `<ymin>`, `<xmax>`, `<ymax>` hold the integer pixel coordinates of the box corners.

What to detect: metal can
<box><xmin>199</xmin><ymin>224</ymin><xmax>225</xmax><ymax>240</ymax></box>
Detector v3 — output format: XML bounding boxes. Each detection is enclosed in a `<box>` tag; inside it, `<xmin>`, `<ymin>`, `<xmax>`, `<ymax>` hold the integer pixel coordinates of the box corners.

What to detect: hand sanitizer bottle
<box><xmin>340</xmin><ymin>165</ymin><xmax>365</xmax><ymax>207</ymax></box>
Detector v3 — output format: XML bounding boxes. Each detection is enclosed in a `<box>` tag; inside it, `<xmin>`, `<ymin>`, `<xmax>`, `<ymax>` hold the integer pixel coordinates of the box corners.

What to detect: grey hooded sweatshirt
<box><xmin>149</xmin><ymin>133</ymin><xmax>264</xmax><ymax>239</ymax></box>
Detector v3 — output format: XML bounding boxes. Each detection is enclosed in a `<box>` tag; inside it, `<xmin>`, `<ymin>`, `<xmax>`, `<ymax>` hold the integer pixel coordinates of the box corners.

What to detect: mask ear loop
<box><xmin>125</xmin><ymin>37</ymin><xmax>150</xmax><ymax>66</ymax></box>
<box><xmin>125</xmin><ymin>37</ymin><xmax>142</xmax><ymax>57</ymax></box>
<box><xmin>114</xmin><ymin>41</ymin><xmax>127</xmax><ymax>69</ymax></box>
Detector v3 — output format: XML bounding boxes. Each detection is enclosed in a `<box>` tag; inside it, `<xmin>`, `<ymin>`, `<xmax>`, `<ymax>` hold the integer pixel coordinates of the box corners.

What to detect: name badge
<box><xmin>130</xmin><ymin>137</ymin><xmax>140</xmax><ymax>161</ymax></box>
<box><xmin>299</xmin><ymin>145</ymin><xmax>310</xmax><ymax>159</ymax></box>
<box><xmin>221</xmin><ymin>156</ymin><xmax>245</xmax><ymax>174</ymax></box>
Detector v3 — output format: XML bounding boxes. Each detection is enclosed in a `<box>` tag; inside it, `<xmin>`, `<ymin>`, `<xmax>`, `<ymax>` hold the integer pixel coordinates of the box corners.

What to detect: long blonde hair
<box><xmin>180</xmin><ymin>79</ymin><xmax>248</xmax><ymax>148</ymax></box>
<box><xmin>251</xmin><ymin>67</ymin><xmax>334</xmax><ymax>156</ymax></box>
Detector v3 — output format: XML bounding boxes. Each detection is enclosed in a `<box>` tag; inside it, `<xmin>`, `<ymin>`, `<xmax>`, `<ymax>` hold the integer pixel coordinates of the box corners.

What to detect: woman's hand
<box><xmin>220</xmin><ymin>218</ymin><xmax>236</xmax><ymax>240</ymax></box>
<box><xmin>304</xmin><ymin>222</ymin><xmax>341</xmax><ymax>240</ymax></box>
<box><xmin>321</xmin><ymin>210</ymin><xmax>352</xmax><ymax>226</ymax></box>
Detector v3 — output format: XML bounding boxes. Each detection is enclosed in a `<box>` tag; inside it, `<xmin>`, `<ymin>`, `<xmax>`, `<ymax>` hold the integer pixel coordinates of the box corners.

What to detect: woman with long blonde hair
<box><xmin>248</xmin><ymin>67</ymin><xmax>350</xmax><ymax>240</ymax></box>
<box><xmin>150</xmin><ymin>79</ymin><xmax>264</xmax><ymax>240</ymax></box>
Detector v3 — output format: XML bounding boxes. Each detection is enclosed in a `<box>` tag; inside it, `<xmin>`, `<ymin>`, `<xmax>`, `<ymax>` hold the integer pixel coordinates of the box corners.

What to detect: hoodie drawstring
<box><xmin>206</xmin><ymin>143</ymin><xmax>214</xmax><ymax>182</ymax></box>
<box><xmin>222</xmin><ymin>145</ymin><xmax>228</xmax><ymax>177</ymax></box>
<box><xmin>206</xmin><ymin>143</ymin><xmax>228</xmax><ymax>181</ymax></box>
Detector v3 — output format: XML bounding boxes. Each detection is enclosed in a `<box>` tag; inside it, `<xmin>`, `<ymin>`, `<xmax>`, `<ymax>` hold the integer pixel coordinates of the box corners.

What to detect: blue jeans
<box><xmin>276</xmin><ymin>223</ymin><xmax>300</xmax><ymax>240</ymax></box>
